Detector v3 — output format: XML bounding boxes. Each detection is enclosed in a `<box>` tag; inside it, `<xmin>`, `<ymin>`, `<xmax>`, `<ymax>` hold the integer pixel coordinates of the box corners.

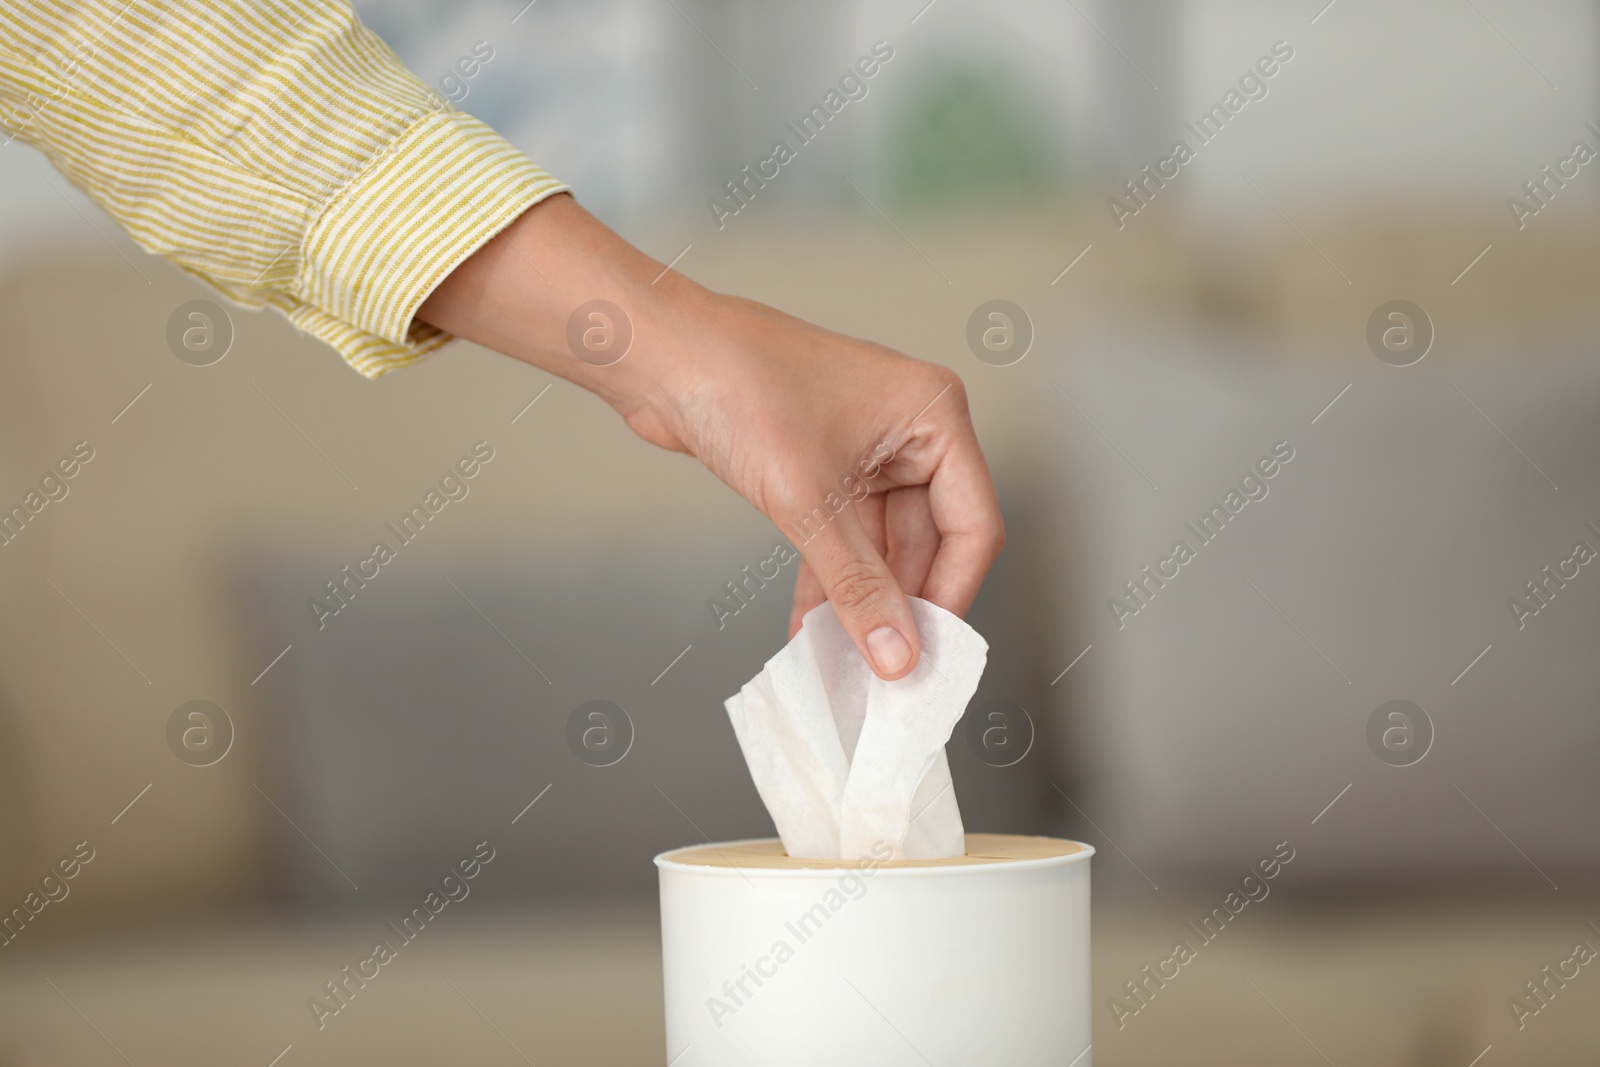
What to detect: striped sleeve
<box><xmin>0</xmin><ymin>0</ymin><xmax>568</xmax><ymax>378</ymax></box>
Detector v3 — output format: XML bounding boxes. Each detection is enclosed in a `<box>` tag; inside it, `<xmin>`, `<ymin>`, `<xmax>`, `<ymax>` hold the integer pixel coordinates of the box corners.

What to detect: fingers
<box><xmin>788</xmin><ymin>492</ymin><xmax>936</xmax><ymax>646</ymax></box>
<box><xmin>919</xmin><ymin>419</ymin><xmax>1005</xmax><ymax>618</ymax></box>
<box><xmin>788</xmin><ymin>559</ymin><xmax>825</xmax><ymax>638</ymax></box>
<box><xmin>883</xmin><ymin>485</ymin><xmax>938</xmax><ymax>598</ymax></box>
<box><xmin>793</xmin><ymin>501</ymin><xmax>920</xmax><ymax>680</ymax></box>
<box><xmin>790</xmin><ymin>493</ymin><xmax>884</xmax><ymax>637</ymax></box>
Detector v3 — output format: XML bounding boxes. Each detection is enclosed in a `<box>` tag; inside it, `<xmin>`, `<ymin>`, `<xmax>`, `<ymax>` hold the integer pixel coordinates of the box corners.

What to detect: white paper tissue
<box><xmin>723</xmin><ymin>597</ymin><xmax>989</xmax><ymax>860</ymax></box>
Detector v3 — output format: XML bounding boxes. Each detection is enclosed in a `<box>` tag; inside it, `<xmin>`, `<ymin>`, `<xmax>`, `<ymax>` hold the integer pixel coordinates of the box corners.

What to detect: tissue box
<box><xmin>655</xmin><ymin>833</ymin><xmax>1093</xmax><ymax>1065</ymax></box>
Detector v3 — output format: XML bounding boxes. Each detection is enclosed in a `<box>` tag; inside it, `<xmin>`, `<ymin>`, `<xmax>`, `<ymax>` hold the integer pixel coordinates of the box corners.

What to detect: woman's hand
<box><xmin>619</xmin><ymin>293</ymin><xmax>1003</xmax><ymax>679</ymax></box>
<box><xmin>418</xmin><ymin>194</ymin><xmax>1003</xmax><ymax>678</ymax></box>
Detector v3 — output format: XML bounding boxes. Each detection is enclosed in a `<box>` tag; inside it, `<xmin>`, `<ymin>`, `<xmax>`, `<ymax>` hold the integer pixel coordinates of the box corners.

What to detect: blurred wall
<box><xmin>3</xmin><ymin>0</ymin><xmax>1600</xmax><ymax>927</ymax></box>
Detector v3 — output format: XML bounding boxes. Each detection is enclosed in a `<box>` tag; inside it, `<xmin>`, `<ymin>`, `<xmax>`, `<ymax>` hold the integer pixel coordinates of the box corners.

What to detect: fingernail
<box><xmin>867</xmin><ymin>626</ymin><xmax>912</xmax><ymax>675</ymax></box>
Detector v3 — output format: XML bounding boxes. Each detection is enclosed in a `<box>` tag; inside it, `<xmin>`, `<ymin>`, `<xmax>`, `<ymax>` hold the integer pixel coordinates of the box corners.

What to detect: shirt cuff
<box><xmin>290</xmin><ymin>109</ymin><xmax>568</xmax><ymax>379</ymax></box>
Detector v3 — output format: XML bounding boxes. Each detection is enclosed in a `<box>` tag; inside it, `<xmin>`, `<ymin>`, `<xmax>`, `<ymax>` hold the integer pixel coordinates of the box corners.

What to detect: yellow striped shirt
<box><xmin>0</xmin><ymin>0</ymin><xmax>568</xmax><ymax>377</ymax></box>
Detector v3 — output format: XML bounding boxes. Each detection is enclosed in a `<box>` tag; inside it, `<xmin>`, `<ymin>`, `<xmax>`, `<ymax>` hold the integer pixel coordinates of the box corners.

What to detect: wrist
<box><xmin>573</xmin><ymin>270</ymin><xmax>720</xmax><ymax>412</ymax></box>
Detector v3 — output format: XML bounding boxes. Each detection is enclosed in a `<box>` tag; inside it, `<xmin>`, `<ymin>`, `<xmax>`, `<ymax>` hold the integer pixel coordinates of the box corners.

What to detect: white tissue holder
<box><xmin>655</xmin><ymin>833</ymin><xmax>1093</xmax><ymax>1066</ymax></box>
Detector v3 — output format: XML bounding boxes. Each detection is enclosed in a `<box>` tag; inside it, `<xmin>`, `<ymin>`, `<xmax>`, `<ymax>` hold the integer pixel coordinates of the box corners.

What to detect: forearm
<box><xmin>416</xmin><ymin>193</ymin><xmax>708</xmax><ymax>416</ymax></box>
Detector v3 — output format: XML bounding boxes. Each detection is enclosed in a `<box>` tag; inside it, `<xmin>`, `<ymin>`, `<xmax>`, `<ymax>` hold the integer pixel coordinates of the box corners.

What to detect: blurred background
<box><xmin>2</xmin><ymin>0</ymin><xmax>1598</xmax><ymax>1063</ymax></box>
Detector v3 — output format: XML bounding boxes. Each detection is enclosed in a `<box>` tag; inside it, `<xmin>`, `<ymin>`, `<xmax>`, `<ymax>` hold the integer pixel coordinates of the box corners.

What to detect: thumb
<box><xmin>792</xmin><ymin>506</ymin><xmax>921</xmax><ymax>680</ymax></box>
